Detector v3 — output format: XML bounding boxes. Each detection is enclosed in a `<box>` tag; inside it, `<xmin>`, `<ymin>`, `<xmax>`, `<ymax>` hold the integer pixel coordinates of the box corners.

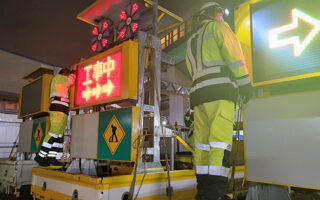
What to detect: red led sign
<box><xmin>75</xmin><ymin>51</ymin><xmax>122</xmax><ymax>106</ymax></box>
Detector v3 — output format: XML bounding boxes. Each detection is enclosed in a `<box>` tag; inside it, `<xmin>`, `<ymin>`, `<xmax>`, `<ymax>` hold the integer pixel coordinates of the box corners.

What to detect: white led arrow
<box><xmin>269</xmin><ymin>8</ymin><xmax>320</xmax><ymax>56</ymax></box>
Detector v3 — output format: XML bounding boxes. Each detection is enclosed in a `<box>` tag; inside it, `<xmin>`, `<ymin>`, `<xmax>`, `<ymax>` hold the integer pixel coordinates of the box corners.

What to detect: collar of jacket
<box><xmin>200</xmin><ymin>19</ymin><xmax>214</xmax><ymax>25</ymax></box>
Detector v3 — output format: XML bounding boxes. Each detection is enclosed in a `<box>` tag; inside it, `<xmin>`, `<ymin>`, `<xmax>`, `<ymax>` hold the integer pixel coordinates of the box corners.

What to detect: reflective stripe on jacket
<box><xmin>186</xmin><ymin>20</ymin><xmax>250</xmax><ymax>107</ymax></box>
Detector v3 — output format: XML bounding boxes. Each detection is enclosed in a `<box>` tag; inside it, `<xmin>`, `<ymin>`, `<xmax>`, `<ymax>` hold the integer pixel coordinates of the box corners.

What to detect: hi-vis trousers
<box><xmin>193</xmin><ymin>100</ymin><xmax>235</xmax><ymax>178</ymax></box>
<box><xmin>38</xmin><ymin>111</ymin><xmax>68</xmax><ymax>160</ymax></box>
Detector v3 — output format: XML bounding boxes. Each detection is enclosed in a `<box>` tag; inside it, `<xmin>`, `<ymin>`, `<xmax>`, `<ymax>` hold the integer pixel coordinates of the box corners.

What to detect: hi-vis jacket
<box><xmin>50</xmin><ymin>74</ymin><xmax>75</xmax><ymax>107</ymax></box>
<box><xmin>186</xmin><ymin>19</ymin><xmax>250</xmax><ymax>108</ymax></box>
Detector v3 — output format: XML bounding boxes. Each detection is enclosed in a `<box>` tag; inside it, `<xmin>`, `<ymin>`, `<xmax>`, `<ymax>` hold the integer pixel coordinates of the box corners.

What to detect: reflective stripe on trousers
<box><xmin>195</xmin><ymin>165</ymin><xmax>230</xmax><ymax>177</ymax></box>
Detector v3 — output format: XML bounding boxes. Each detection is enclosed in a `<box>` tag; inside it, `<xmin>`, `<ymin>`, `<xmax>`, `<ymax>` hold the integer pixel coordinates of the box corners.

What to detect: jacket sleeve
<box><xmin>67</xmin><ymin>73</ymin><xmax>76</xmax><ymax>86</ymax></box>
<box><xmin>213</xmin><ymin>22</ymin><xmax>251</xmax><ymax>87</ymax></box>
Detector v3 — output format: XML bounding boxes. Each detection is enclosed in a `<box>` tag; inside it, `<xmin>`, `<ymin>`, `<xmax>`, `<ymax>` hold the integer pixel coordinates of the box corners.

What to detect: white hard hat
<box><xmin>199</xmin><ymin>2</ymin><xmax>223</xmax><ymax>15</ymax></box>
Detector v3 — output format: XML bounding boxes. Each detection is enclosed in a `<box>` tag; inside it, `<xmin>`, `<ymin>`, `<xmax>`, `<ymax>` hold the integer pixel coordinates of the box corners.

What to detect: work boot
<box><xmin>195</xmin><ymin>174</ymin><xmax>208</xmax><ymax>200</ymax></box>
<box><xmin>34</xmin><ymin>154</ymin><xmax>50</xmax><ymax>166</ymax></box>
<box><xmin>217</xmin><ymin>195</ymin><xmax>231</xmax><ymax>200</ymax></box>
<box><xmin>49</xmin><ymin>157</ymin><xmax>63</xmax><ymax>166</ymax></box>
<box><xmin>202</xmin><ymin>175</ymin><xmax>228</xmax><ymax>200</ymax></box>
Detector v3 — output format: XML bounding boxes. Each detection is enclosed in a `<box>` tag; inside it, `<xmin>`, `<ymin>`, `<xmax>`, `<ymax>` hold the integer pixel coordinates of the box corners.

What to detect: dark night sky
<box><xmin>0</xmin><ymin>0</ymin><xmax>235</xmax><ymax>68</ymax></box>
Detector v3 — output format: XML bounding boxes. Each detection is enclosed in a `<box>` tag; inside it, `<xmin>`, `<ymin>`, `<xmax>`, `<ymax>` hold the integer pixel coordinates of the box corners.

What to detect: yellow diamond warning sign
<box><xmin>103</xmin><ymin>115</ymin><xmax>126</xmax><ymax>155</ymax></box>
<box><xmin>34</xmin><ymin>124</ymin><xmax>43</xmax><ymax>148</ymax></box>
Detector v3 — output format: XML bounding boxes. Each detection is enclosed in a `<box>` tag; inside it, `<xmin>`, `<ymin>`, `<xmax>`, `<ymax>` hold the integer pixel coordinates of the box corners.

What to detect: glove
<box><xmin>239</xmin><ymin>84</ymin><xmax>253</xmax><ymax>104</ymax></box>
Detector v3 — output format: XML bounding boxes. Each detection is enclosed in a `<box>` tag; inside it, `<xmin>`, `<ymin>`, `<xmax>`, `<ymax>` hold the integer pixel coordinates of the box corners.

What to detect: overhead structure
<box><xmin>77</xmin><ymin>0</ymin><xmax>183</xmax><ymax>34</ymax></box>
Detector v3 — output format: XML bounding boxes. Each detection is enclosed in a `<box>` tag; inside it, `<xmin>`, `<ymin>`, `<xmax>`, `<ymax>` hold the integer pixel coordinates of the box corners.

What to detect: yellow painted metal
<box><xmin>143</xmin><ymin>0</ymin><xmax>183</xmax><ymax>24</ymax></box>
<box><xmin>131</xmin><ymin>106</ymin><xmax>140</xmax><ymax>162</ymax></box>
<box><xmin>31</xmin><ymin>185</ymin><xmax>82</xmax><ymax>200</ymax></box>
<box><xmin>22</xmin><ymin>66</ymin><xmax>54</xmax><ymax>82</ymax></box>
<box><xmin>158</xmin><ymin>21</ymin><xmax>183</xmax><ymax>34</ymax></box>
<box><xmin>70</xmin><ymin>40</ymin><xmax>139</xmax><ymax>109</ymax></box>
<box><xmin>175</xmin><ymin>155</ymin><xmax>192</xmax><ymax>163</ymax></box>
<box><xmin>18</xmin><ymin>74</ymin><xmax>53</xmax><ymax>118</ymax></box>
<box><xmin>173</xmin><ymin>134</ymin><xmax>194</xmax><ymax>154</ymax></box>
<box><xmin>32</xmin><ymin>167</ymin><xmax>196</xmax><ymax>190</ymax></box>
<box><xmin>31</xmin><ymin>166</ymin><xmax>245</xmax><ymax>199</ymax></box>
<box><xmin>136</xmin><ymin>189</ymin><xmax>196</xmax><ymax>200</ymax></box>
<box><xmin>157</xmin><ymin>12</ymin><xmax>165</xmax><ymax>22</ymax></box>
<box><xmin>235</xmin><ymin>0</ymin><xmax>320</xmax><ymax>87</ymax></box>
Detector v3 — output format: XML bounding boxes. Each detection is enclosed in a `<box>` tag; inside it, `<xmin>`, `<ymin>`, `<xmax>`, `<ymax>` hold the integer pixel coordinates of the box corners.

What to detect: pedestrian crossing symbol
<box><xmin>103</xmin><ymin>115</ymin><xmax>126</xmax><ymax>155</ymax></box>
<box><xmin>34</xmin><ymin>124</ymin><xmax>43</xmax><ymax>148</ymax></box>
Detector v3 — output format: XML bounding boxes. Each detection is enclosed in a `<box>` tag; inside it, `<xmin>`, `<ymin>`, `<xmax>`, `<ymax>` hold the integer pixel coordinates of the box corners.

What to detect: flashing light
<box><xmin>131</xmin><ymin>23</ymin><xmax>139</xmax><ymax>33</ymax></box>
<box><xmin>103</xmin><ymin>22</ymin><xmax>109</xmax><ymax>31</ymax></box>
<box><xmin>132</xmin><ymin>3</ymin><xmax>139</xmax><ymax>14</ymax></box>
<box><xmin>269</xmin><ymin>8</ymin><xmax>320</xmax><ymax>56</ymax></box>
<box><xmin>224</xmin><ymin>8</ymin><xmax>229</xmax><ymax>16</ymax></box>
<box><xmin>90</xmin><ymin>19</ymin><xmax>113</xmax><ymax>52</ymax></box>
<box><xmin>118</xmin><ymin>3</ymin><xmax>142</xmax><ymax>40</ymax></box>
<box><xmin>102</xmin><ymin>39</ymin><xmax>108</xmax><ymax>47</ymax></box>
<box><xmin>92</xmin><ymin>27</ymin><xmax>98</xmax><ymax>35</ymax></box>
<box><xmin>91</xmin><ymin>42</ymin><xmax>98</xmax><ymax>52</ymax></box>
<box><xmin>119</xmin><ymin>28</ymin><xmax>126</xmax><ymax>39</ymax></box>
<box><xmin>120</xmin><ymin>10</ymin><xmax>127</xmax><ymax>20</ymax></box>
<box><xmin>75</xmin><ymin>51</ymin><xmax>122</xmax><ymax>106</ymax></box>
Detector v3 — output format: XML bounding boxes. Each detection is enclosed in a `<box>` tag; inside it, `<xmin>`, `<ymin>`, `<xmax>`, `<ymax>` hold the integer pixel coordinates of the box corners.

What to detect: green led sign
<box><xmin>250</xmin><ymin>0</ymin><xmax>320</xmax><ymax>85</ymax></box>
<box><xmin>269</xmin><ymin>8</ymin><xmax>320</xmax><ymax>56</ymax></box>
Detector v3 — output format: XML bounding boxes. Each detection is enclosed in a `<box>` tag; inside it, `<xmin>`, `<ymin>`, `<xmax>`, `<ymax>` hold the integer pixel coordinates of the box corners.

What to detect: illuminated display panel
<box><xmin>251</xmin><ymin>0</ymin><xmax>320</xmax><ymax>85</ymax></box>
<box><xmin>75</xmin><ymin>51</ymin><xmax>122</xmax><ymax>106</ymax></box>
<box><xmin>72</xmin><ymin>40</ymin><xmax>139</xmax><ymax>109</ymax></box>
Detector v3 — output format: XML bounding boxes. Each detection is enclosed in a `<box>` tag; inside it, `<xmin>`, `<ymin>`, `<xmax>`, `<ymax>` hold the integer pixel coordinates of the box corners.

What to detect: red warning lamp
<box><xmin>118</xmin><ymin>3</ymin><xmax>142</xmax><ymax>40</ymax></box>
<box><xmin>91</xmin><ymin>19</ymin><xmax>113</xmax><ymax>52</ymax></box>
<box><xmin>120</xmin><ymin>10</ymin><xmax>127</xmax><ymax>20</ymax></box>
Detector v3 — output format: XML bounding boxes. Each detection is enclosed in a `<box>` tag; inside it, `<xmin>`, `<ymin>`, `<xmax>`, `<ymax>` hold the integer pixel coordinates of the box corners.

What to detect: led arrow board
<box><xmin>71</xmin><ymin>40</ymin><xmax>138</xmax><ymax>109</ymax></box>
<box><xmin>250</xmin><ymin>0</ymin><xmax>320</xmax><ymax>85</ymax></box>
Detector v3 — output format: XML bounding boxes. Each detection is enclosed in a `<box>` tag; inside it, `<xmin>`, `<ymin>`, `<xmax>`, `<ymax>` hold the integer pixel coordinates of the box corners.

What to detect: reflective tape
<box><xmin>39</xmin><ymin>150</ymin><xmax>48</xmax><ymax>155</ymax></box>
<box><xmin>48</xmin><ymin>132</ymin><xmax>59</xmax><ymax>138</ymax></box>
<box><xmin>228</xmin><ymin>60</ymin><xmax>245</xmax><ymax>70</ymax></box>
<box><xmin>38</xmin><ymin>151</ymin><xmax>47</xmax><ymax>158</ymax></box>
<box><xmin>48</xmin><ymin>151</ymin><xmax>57</xmax><ymax>157</ymax></box>
<box><xmin>192</xmin><ymin>66</ymin><xmax>221</xmax><ymax>81</ymax></box>
<box><xmin>52</xmin><ymin>143</ymin><xmax>63</xmax><ymax>148</ymax></box>
<box><xmin>191</xmin><ymin>77</ymin><xmax>237</xmax><ymax>93</ymax></box>
<box><xmin>51</xmin><ymin>100</ymin><xmax>69</xmax><ymax>107</ymax></box>
<box><xmin>187</xmin><ymin>33</ymin><xmax>198</xmax><ymax>75</ymax></box>
<box><xmin>203</xmin><ymin>32</ymin><xmax>213</xmax><ymax>41</ymax></box>
<box><xmin>42</xmin><ymin>142</ymin><xmax>52</xmax><ymax>149</ymax></box>
<box><xmin>210</xmin><ymin>142</ymin><xmax>232</xmax><ymax>151</ymax></box>
<box><xmin>196</xmin><ymin>25</ymin><xmax>207</xmax><ymax>74</ymax></box>
<box><xmin>203</xmin><ymin>60</ymin><xmax>226</xmax><ymax>67</ymax></box>
<box><xmin>209</xmin><ymin>165</ymin><xmax>229</xmax><ymax>177</ymax></box>
<box><xmin>195</xmin><ymin>143</ymin><xmax>210</xmax><ymax>151</ymax></box>
<box><xmin>50</xmin><ymin>92</ymin><xmax>68</xmax><ymax>98</ymax></box>
<box><xmin>237</xmin><ymin>76</ymin><xmax>250</xmax><ymax>86</ymax></box>
<box><xmin>195</xmin><ymin>165</ymin><xmax>209</xmax><ymax>174</ymax></box>
<box><xmin>56</xmin><ymin>152</ymin><xmax>63</xmax><ymax>160</ymax></box>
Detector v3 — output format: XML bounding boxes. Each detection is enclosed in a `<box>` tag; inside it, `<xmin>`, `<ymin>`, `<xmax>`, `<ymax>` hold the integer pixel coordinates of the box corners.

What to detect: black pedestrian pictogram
<box><xmin>36</xmin><ymin>129</ymin><xmax>41</xmax><ymax>141</ymax></box>
<box><xmin>109</xmin><ymin>125</ymin><xmax>118</xmax><ymax>142</ymax></box>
